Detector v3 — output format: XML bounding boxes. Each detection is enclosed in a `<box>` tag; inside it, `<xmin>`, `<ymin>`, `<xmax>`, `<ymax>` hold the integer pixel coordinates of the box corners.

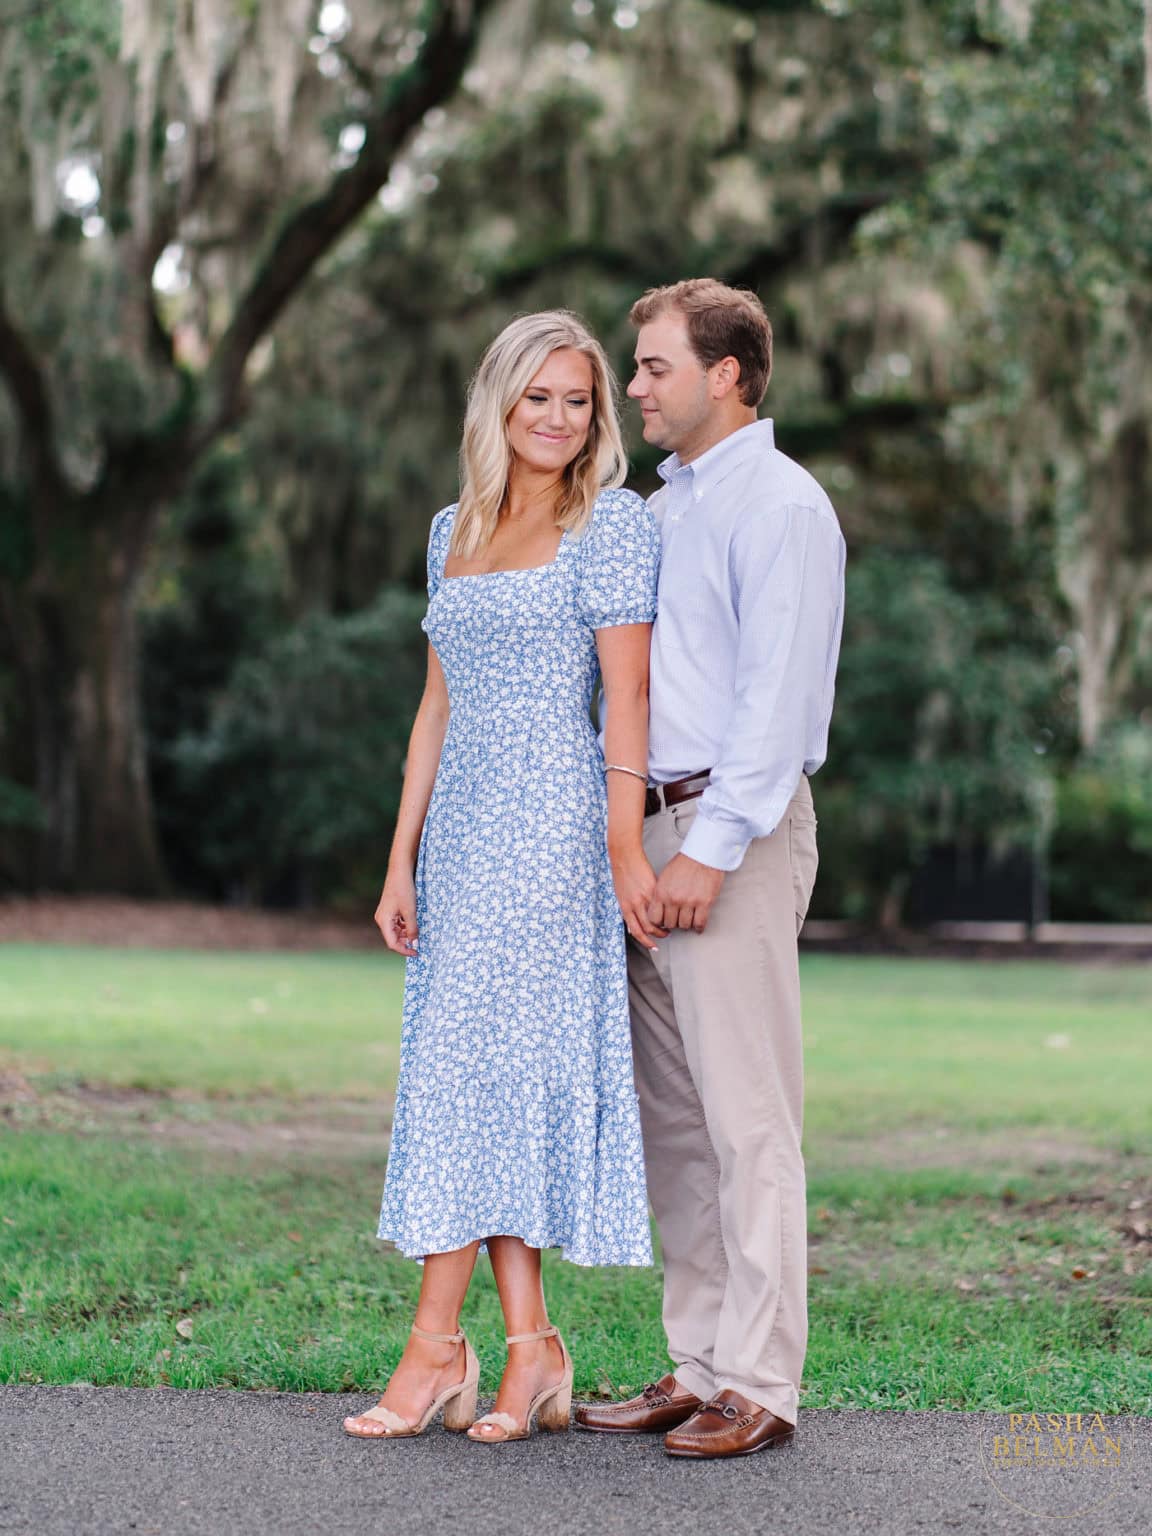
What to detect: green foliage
<box><xmin>862</xmin><ymin>0</ymin><xmax>1152</xmax><ymax>744</ymax></box>
<box><xmin>0</xmin><ymin>777</ymin><xmax>43</xmax><ymax>832</ymax></box>
<box><xmin>6</xmin><ymin>0</ymin><xmax>119</xmax><ymax>104</ymax></box>
<box><xmin>141</xmin><ymin>448</ymin><xmax>283</xmax><ymax>894</ymax></box>
<box><xmin>1049</xmin><ymin>726</ymin><xmax>1152</xmax><ymax>922</ymax></box>
<box><xmin>139</xmin><ymin>442</ymin><xmax>431</xmax><ymax>910</ymax></box>
<box><xmin>813</xmin><ymin>550</ymin><xmax>1058</xmax><ymax>922</ymax></box>
<box><xmin>909</xmin><ymin>0</ymin><xmax>1151</xmax><ymax>289</ymax></box>
<box><xmin>0</xmin><ymin>658</ymin><xmax>43</xmax><ymax>884</ymax></box>
<box><xmin>2</xmin><ymin>0</ymin><xmax>1148</xmax><ymax>909</ymax></box>
<box><xmin>168</xmin><ymin>588</ymin><xmax>428</xmax><ymax>907</ymax></box>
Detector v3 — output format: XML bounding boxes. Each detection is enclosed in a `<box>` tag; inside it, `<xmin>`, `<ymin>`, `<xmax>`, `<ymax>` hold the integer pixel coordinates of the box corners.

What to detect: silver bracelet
<box><xmin>604</xmin><ymin>763</ymin><xmax>649</xmax><ymax>784</ymax></box>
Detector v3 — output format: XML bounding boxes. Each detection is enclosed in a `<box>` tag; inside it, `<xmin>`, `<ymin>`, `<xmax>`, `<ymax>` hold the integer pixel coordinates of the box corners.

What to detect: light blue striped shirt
<box><xmin>647</xmin><ymin>418</ymin><xmax>846</xmax><ymax>871</ymax></box>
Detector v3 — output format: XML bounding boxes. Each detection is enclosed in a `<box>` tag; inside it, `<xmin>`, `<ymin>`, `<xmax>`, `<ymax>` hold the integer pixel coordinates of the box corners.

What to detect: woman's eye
<box><xmin>526</xmin><ymin>394</ymin><xmax>547</xmax><ymax>403</ymax></box>
<box><xmin>566</xmin><ymin>398</ymin><xmax>589</xmax><ymax>407</ymax></box>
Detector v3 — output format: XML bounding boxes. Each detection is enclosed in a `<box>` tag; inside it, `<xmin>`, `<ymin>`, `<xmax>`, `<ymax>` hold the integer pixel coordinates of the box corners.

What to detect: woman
<box><xmin>343</xmin><ymin>311</ymin><xmax>661</xmax><ymax>1445</ymax></box>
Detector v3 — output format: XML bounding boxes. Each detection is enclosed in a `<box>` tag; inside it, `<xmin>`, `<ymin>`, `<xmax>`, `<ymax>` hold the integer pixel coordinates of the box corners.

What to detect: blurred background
<box><xmin>2</xmin><ymin>1</ymin><xmax>1150</xmax><ymax>1418</ymax></box>
<box><xmin>1</xmin><ymin>0</ymin><xmax>1150</xmax><ymax>930</ymax></box>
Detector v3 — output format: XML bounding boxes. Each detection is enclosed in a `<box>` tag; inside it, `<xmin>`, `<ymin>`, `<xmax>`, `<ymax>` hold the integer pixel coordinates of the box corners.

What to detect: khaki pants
<box><xmin>627</xmin><ymin>776</ymin><xmax>818</xmax><ymax>1426</ymax></box>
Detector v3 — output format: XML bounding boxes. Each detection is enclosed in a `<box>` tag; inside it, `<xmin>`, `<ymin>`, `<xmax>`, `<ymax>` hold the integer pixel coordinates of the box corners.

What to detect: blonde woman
<box><xmin>343</xmin><ymin>312</ymin><xmax>661</xmax><ymax>1445</ymax></box>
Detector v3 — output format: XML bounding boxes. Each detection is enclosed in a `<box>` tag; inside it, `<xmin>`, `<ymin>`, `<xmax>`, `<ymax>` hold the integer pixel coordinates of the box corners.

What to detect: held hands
<box><xmin>647</xmin><ymin>852</ymin><xmax>725</xmax><ymax>935</ymax></box>
<box><xmin>610</xmin><ymin>847</ymin><xmax>665</xmax><ymax>951</ymax></box>
<box><xmin>380</xmin><ymin>850</ymin><xmax>725</xmax><ymax>956</ymax></box>
<box><xmin>375</xmin><ymin>870</ymin><xmax>419</xmax><ymax>957</ymax></box>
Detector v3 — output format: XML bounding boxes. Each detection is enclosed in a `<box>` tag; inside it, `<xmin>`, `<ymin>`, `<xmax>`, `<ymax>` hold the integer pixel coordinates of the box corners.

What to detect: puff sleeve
<box><xmin>575</xmin><ymin>489</ymin><xmax>661</xmax><ymax>631</ymax></box>
<box><xmin>425</xmin><ymin>505</ymin><xmax>456</xmax><ymax>602</ymax></box>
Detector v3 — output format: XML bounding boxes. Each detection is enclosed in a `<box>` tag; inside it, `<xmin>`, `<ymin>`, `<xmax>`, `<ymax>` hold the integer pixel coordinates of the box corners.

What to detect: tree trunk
<box><xmin>0</xmin><ymin>1</ymin><xmax>497</xmax><ymax>895</ymax></box>
<box><xmin>4</xmin><ymin>510</ymin><xmax>164</xmax><ymax>894</ymax></box>
<box><xmin>1060</xmin><ymin>418</ymin><xmax>1152</xmax><ymax>751</ymax></box>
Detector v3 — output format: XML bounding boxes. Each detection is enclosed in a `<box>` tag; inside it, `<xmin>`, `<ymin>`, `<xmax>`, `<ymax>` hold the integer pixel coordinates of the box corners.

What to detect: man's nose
<box><xmin>626</xmin><ymin>375</ymin><xmax>645</xmax><ymax>399</ymax></box>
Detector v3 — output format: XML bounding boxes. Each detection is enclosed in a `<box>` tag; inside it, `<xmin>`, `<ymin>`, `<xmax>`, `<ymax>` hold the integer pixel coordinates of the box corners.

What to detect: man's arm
<box><xmin>679</xmin><ymin>499</ymin><xmax>845</xmax><ymax>873</ymax></box>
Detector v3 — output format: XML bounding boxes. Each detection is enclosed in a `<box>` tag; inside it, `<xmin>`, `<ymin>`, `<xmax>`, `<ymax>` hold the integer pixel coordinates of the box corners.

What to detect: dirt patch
<box><xmin>806</xmin><ymin>1164</ymin><xmax>1152</xmax><ymax>1300</ymax></box>
<box><xmin>0</xmin><ymin>1070</ymin><xmax>1132</xmax><ymax>1178</ymax></box>
<box><xmin>0</xmin><ymin>1076</ymin><xmax>391</xmax><ymax>1159</ymax></box>
<box><xmin>0</xmin><ymin>896</ymin><xmax>379</xmax><ymax>952</ymax></box>
<box><xmin>812</xmin><ymin>1127</ymin><xmax>1121</xmax><ymax>1173</ymax></box>
<box><xmin>6</xmin><ymin>1077</ymin><xmax>1148</xmax><ymax>1308</ymax></box>
<box><xmin>2</xmin><ymin>1074</ymin><xmax>1133</xmax><ymax>1187</ymax></box>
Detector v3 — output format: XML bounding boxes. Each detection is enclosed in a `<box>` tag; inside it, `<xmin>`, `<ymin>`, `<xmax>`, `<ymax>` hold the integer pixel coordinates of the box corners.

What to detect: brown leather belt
<box><xmin>644</xmin><ymin>771</ymin><xmax>711</xmax><ymax>818</ymax></box>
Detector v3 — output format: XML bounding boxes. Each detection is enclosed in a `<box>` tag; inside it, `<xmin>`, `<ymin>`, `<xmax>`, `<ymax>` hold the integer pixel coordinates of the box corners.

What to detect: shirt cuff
<box><xmin>679</xmin><ymin>809</ymin><xmax>755</xmax><ymax>872</ymax></box>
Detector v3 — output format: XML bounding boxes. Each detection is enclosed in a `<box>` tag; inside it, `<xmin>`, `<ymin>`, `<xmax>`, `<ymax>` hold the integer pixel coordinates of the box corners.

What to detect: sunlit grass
<box><xmin>2</xmin><ymin>947</ymin><xmax>1149</xmax><ymax>1139</ymax></box>
<box><xmin>1</xmin><ymin>1133</ymin><xmax>1147</xmax><ymax>1410</ymax></box>
<box><xmin>1</xmin><ymin>944</ymin><xmax>1149</xmax><ymax>1408</ymax></box>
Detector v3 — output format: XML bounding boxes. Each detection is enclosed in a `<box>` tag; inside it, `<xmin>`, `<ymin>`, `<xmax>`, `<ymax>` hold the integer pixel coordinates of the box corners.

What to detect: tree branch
<box><xmin>199</xmin><ymin>0</ymin><xmax>495</xmax><ymax>443</ymax></box>
<box><xmin>359</xmin><ymin>191</ymin><xmax>899</xmax><ymax>332</ymax></box>
<box><xmin>721</xmin><ymin>191</ymin><xmax>901</xmax><ymax>291</ymax></box>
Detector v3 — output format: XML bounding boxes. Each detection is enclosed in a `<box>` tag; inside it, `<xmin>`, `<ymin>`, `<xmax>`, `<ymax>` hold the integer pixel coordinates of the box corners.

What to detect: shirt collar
<box><xmin>656</xmin><ymin>418</ymin><xmax>775</xmax><ymax>499</ymax></box>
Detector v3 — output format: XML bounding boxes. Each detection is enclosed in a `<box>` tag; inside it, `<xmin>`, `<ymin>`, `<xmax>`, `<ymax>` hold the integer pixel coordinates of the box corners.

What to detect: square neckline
<box><xmin>438</xmin><ymin>527</ymin><xmax>570</xmax><ymax>583</ymax></box>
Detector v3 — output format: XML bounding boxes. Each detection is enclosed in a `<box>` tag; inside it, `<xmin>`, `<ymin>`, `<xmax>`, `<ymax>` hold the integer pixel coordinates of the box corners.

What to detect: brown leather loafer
<box><xmin>663</xmin><ymin>1389</ymin><xmax>795</xmax><ymax>1459</ymax></box>
<box><xmin>575</xmin><ymin>1373</ymin><xmax>702</xmax><ymax>1434</ymax></box>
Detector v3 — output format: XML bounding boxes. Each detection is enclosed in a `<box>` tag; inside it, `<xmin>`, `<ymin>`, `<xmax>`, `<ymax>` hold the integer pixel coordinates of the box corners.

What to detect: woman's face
<box><xmin>506</xmin><ymin>348</ymin><xmax>595</xmax><ymax>476</ymax></box>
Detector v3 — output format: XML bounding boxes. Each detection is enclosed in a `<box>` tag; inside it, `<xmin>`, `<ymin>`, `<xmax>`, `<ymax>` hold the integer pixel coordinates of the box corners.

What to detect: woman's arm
<box><xmin>374</xmin><ymin>644</ymin><xmax>450</xmax><ymax>955</ymax></box>
<box><xmin>596</xmin><ymin>622</ymin><xmax>663</xmax><ymax>950</ymax></box>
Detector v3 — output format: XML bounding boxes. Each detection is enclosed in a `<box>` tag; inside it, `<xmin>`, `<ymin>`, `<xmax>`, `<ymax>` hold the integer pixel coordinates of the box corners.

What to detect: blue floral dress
<box><xmin>377</xmin><ymin>488</ymin><xmax>660</xmax><ymax>1267</ymax></box>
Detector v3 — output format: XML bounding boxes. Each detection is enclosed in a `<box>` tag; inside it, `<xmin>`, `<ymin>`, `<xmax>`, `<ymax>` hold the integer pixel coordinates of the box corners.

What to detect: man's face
<box><xmin>627</xmin><ymin>312</ymin><xmax>713</xmax><ymax>454</ymax></box>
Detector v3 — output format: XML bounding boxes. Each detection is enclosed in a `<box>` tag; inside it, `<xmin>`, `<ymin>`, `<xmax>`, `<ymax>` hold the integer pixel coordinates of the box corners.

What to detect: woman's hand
<box><xmin>610</xmin><ymin>846</ymin><xmax>666</xmax><ymax>951</ymax></box>
<box><xmin>375</xmin><ymin>870</ymin><xmax>419</xmax><ymax>957</ymax></box>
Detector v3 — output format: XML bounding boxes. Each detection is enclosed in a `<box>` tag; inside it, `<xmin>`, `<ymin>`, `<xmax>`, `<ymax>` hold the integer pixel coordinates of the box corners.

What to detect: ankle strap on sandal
<box><xmin>411</xmin><ymin>1324</ymin><xmax>464</xmax><ymax>1343</ymax></box>
<box><xmin>505</xmin><ymin>1325</ymin><xmax>558</xmax><ymax>1345</ymax></box>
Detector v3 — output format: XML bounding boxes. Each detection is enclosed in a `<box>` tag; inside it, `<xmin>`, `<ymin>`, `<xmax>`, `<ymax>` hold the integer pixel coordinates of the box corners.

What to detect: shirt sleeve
<box><xmin>679</xmin><ymin>502</ymin><xmax>846</xmax><ymax>871</ymax></box>
<box><xmin>426</xmin><ymin>505</ymin><xmax>456</xmax><ymax>602</ymax></box>
<box><xmin>576</xmin><ymin>489</ymin><xmax>661</xmax><ymax>631</ymax></box>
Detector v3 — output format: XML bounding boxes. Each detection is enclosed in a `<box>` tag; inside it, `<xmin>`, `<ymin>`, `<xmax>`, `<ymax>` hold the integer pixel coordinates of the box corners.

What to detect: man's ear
<box><xmin>711</xmin><ymin>356</ymin><xmax>742</xmax><ymax>400</ymax></box>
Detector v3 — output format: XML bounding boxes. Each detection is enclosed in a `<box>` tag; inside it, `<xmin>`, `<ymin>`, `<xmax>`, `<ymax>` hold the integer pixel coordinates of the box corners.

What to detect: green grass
<box><xmin>801</xmin><ymin>955</ymin><xmax>1152</xmax><ymax>1139</ymax></box>
<box><xmin>0</xmin><ymin>946</ymin><xmax>403</xmax><ymax>1099</ymax></box>
<box><xmin>3</xmin><ymin>946</ymin><xmax>1150</xmax><ymax>1138</ymax></box>
<box><xmin>1</xmin><ymin>945</ymin><xmax>1149</xmax><ymax>1410</ymax></box>
<box><xmin>0</xmin><ymin>1130</ymin><xmax>667</xmax><ymax>1397</ymax></box>
<box><xmin>1</xmin><ymin>1133</ymin><xmax>1147</xmax><ymax>1410</ymax></box>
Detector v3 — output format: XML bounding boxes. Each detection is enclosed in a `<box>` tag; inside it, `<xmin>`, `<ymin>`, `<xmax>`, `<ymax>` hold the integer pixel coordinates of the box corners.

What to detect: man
<box><xmin>577</xmin><ymin>279</ymin><xmax>846</xmax><ymax>1458</ymax></box>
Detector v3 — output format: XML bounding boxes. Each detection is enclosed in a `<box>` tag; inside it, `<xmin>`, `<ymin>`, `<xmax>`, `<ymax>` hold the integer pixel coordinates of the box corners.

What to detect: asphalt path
<box><xmin>1</xmin><ymin>1388</ymin><xmax>1148</xmax><ymax>1536</ymax></box>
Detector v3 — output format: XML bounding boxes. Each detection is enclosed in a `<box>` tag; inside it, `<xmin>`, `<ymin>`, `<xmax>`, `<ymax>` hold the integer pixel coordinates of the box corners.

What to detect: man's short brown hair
<box><xmin>629</xmin><ymin>278</ymin><xmax>773</xmax><ymax>407</ymax></box>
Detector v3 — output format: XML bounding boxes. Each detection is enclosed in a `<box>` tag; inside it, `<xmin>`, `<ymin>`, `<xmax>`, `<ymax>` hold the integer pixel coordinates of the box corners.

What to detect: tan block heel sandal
<box><xmin>467</xmin><ymin>1325</ymin><xmax>574</xmax><ymax>1444</ymax></box>
<box><xmin>342</xmin><ymin>1325</ymin><xmax>479</xmax><ymax>1438</ymax></box>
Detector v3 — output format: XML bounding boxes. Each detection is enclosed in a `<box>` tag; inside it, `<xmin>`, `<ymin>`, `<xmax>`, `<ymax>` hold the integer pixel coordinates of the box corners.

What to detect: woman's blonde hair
<box><xmin>452</xmin><ymin>310</ymin><xmax>627</xmax><ymax>558</ymax></box>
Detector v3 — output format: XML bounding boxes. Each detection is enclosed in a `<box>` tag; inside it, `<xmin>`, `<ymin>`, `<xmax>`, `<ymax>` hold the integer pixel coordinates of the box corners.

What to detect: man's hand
<box><xmin>648</xmin><ymin>853</ymin><xmax>725</xmax><ymax>934</ymax></box>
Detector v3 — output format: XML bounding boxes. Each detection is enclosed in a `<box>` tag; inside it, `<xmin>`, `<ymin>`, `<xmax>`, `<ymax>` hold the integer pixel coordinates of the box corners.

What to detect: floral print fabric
<box><xmin>377</xmin><ymin>488</ymin><xmax>660</xmax><ymax>1266</ymax></box>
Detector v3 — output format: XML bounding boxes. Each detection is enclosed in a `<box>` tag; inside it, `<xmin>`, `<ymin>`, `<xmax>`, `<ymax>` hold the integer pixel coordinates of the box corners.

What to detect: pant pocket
<box><xmin>788</xmin><ymin>815</ymin><xmax>819</xmax><ymax>933</ymax></box>
<box><xmin>669</xmin><ymin>800</ymin><xmax>699</xmax><ymax>841</ymax></box>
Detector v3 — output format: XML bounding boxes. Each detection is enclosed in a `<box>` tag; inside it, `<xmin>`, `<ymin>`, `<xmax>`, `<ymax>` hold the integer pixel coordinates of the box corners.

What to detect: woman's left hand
<box><xmin>610</xmin><ymin>847</ymin><xmax>666</xmax><ymax>950</ymax></box>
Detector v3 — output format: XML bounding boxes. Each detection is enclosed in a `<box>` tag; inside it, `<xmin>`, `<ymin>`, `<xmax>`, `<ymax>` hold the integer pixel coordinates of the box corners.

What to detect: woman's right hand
<box><xmin>374</xmin><ymin>871</ymin><xmax>419</xmax><ymax>957</ymax></box>
<box><xmin>610</xmin><ymin>846</ymin><xmax>666</xmax><ymax>951</ymax></box>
